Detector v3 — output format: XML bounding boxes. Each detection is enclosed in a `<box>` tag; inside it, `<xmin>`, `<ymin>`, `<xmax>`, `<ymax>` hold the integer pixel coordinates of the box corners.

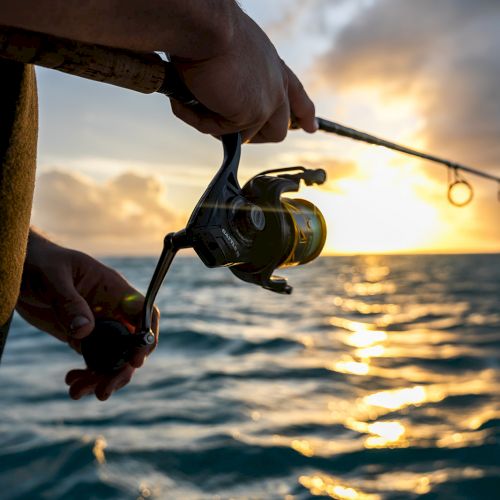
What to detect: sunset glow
<box><xmin>32</xmin><ymin>0</ymin><xmax>499</xmax><ymax>255</ymax></box>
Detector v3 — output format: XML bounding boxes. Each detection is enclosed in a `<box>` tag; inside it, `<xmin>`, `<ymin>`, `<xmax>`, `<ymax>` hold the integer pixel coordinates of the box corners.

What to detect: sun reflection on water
<box><xmin>355</xmin><ymin>345</ymin><xmax>385</xmax><ymax>358</ymax></box>
<box><xmin>363</xmin><ymin>386</ymin><xmax>429</xmax><ymax>410</ymax></box>
<box><xmin>342</xmin><ymin>330</ymin><xmax>387</xmax><ymax>348</ymax></box>
<box><xmin>346</xmin><ymin>419</ymin><xmax>407</xmax><ymax>448</ymax></box>
<box><xmin>299</xmin><ymin>474</ymin><xmax>381</xmax><ymax>500</ymax></box>
<box><xmin>288</xmin><ymin>256</ymin><xmax>496</xmax><ymax>498</ymax></box>
<box><xmin>92</xmin><ymin>435</ymin><xmax>107</xmax><ymax>465</ymax></box>
<box><xmin>291</xmin><ymin>439</ymin><xmax>315</xmax><ymax>457</ymax></box>
<box><xmin>331</xmin><ymin>359</ymin><xmax>370</xmax><ymax>375</ymax></box>
<box><xmin>343</xmin><ymin>281</ymin><xmax>396</xmax><ymax>297</ymax></box>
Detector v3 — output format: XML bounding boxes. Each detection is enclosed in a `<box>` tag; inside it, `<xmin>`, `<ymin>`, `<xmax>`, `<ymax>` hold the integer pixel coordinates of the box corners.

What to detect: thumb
<box><xmin>52</xmin><ymin>282</ymin><xmax>95</xmax><ymax>339</ymax></box>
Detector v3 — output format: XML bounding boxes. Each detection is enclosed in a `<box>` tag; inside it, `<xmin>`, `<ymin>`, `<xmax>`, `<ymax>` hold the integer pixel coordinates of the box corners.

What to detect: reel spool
<box><xmin>82</xmin><ymin>133</ymin><xmax>327</xmax><ymax>372</ymax></box>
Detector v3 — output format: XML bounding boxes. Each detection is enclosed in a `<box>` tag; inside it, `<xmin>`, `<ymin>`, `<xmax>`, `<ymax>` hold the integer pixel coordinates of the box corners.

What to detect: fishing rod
<box><xmin>1</xmin><ymin>26</ymin><xmax>498</xmax><ymax>373</ymax></box>
<box><xmin>1</xmin><ymin>25</ymin><xmax>498</xmax><ymax>207</ymax></box>
<box><xmin>312</xmin><ymin>118</ymin><xmax>500</xmax><ymax>207</ymax></box>
<box><xmin>0</xmin><ymin>26</ymin><xmax>500</xmax><ymax>206</ymax></box>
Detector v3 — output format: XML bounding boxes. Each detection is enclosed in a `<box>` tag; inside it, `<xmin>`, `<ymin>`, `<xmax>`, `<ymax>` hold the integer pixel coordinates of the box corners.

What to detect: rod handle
<box><xmin>0</xmin><ymin>25</ymin><xmax>198</xmax><ymax>105</ymax></box>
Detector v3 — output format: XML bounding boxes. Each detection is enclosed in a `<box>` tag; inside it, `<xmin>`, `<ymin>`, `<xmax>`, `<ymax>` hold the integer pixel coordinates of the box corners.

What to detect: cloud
<box><xmin>32</xmin><ymin>170</ymin><xmax>183</xmax><ymax>255</ymax></box>
<box><xmin>317</xmin><ymin>0</ymin><xmax>500</xmax><ymax>171</ymax></box>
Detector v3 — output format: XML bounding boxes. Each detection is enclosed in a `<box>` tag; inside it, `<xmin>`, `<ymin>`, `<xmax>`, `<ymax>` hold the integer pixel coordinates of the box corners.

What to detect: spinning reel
<box><xmin>82</xmin><ymin>133</ymin><xmax>327</xmax><ymax>372</ymax></box>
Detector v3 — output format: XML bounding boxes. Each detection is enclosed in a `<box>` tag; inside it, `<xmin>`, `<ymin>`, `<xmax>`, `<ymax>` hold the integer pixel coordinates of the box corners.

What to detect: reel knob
<box><xmin>81</xmin><ymin>319</ymin><xmax>151</xmax><ymax>373</ymax></box>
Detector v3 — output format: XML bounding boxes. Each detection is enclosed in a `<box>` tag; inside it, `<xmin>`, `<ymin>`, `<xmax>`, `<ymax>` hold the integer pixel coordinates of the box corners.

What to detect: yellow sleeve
<box><xmin>0</xmin><ymin>60</ymin><xmax>38</xmax><ymax>325</ymax></box>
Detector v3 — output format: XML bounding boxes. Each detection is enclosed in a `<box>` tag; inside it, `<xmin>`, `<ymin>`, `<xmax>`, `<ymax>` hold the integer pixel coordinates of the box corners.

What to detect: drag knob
<box><xmin>237</xmin><ymin>203</ymin><xmax>266</xmax><ymax>233</ymax></box>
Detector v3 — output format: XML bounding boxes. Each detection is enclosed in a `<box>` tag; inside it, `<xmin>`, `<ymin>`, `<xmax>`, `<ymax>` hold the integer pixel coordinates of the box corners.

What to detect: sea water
<box><xmin>0</xmin><ymin>254</ymin><xmax>499</xmax><ymax>499</ymax></box>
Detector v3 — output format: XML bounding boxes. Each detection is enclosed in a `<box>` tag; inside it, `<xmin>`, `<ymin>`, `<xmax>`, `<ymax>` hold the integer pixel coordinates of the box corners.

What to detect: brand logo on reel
<box><xmin>222</xmin><ymin>228</ymin><xmax>240</xmax><ymax>257</ymax></box>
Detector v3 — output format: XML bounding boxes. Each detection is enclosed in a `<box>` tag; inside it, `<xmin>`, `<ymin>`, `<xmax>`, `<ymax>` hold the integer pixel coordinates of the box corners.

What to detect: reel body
<box><xmin>82</xmin><ymin>133</ymin><xmax>327</xmax><ymax>372</ymax></box>
<box><xmin>187</xmin><ymin>134</ymin><xmax>327</xmax><ymax>293</ymax></box>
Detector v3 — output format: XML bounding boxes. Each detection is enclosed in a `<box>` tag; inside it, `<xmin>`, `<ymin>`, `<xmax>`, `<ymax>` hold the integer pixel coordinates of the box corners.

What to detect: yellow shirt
<box><xmin>0</xmin><ymin>59</ymin><xmax>37</xmax><ymax>325</ymax></box>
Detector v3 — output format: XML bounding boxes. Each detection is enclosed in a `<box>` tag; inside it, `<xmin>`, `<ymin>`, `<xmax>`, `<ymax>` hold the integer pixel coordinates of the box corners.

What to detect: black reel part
<box><xmin>81</xmin><ymin>319</ymin><xmax>153</xmax><ymax>373</ymax></box>
<box><xmin>185</xmin><ymin>135</ymin><xmax>327</xmax><ymax>287</ymax></box>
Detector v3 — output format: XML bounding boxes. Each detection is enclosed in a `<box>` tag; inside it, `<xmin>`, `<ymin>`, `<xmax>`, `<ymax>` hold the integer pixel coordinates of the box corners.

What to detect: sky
<box><xmin>32</xmin><ymin>0</ymin><xmax>500</xmax><ymax>256</ymax></box>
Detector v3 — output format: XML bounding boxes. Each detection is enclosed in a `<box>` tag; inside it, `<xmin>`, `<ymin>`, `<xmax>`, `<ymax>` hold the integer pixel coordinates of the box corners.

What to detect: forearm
<box><xmin>0</xmin><ymin>0</ymin><xmax>239</xmax><ymax>59</ymax></box>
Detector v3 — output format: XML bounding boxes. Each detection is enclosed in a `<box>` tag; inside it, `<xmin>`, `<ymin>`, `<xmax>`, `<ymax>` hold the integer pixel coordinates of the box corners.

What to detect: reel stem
<box><xmin>138</xmin><ymin>230</ymin><xmax>190</xmax><ymax>337</ymax></box>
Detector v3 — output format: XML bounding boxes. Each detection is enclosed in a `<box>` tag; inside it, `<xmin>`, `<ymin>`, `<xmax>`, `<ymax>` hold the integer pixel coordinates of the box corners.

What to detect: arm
<box><xmin>0</xmin><ymin>1</ymin><xmax>317</xmax><ymax>142</ymax></box>
<box><xmin>0</xmin><ymin>0</ymin><xmax>236</xmax><ymax>59</ymax></box>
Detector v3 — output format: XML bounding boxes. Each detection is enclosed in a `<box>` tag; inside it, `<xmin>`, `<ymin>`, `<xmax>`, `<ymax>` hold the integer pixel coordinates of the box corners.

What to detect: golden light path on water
<box><xmin>281</xmin><ymin>256</ymin><xmax>499</xmax><ymax>499</ymax></box>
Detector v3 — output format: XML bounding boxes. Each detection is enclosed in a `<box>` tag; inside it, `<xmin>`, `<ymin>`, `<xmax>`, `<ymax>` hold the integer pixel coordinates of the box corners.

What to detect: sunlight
<box><xmin>346</xmin><ymin>419</ymin><xmax>407</xmax><ymax>448</ymax></box>
<box><xmin>365</xmin><ymin>421</ymin><xmax>406</xmax><ymax>448</ymax></box>
<box><xmin>331</xmin><ymin>359</ymin><xmax>370</xmax><ymax>376</ymax></box>
<box><xmin>291</xmin><ymin>439</ymin><xmax>315</xmax><ymax>457</ymax></box>
<box><xmin>298</xmin><ymin>154</ymin><xmax>441</xmax><ymax>254</ymax></box>
<box><xmin>342</xmin><ymin>330</ymin><xmax>387</xmax><ymax>348</ymax></box>
<box><xmin>363</xmin><ymin>385</ymin><xmax>450</xmax><ymax>411</ymax></box>
<box><xmin>363</xmin><ymin>386</ymin><xmax>427</xmax><ymax>410</ymax></box>
<box><xmin>299</xmin><ymin>474</ymin><xmax>380</xmax><ymax>500</ymax></box>
<box><xmin>92</xmin><ymin>436</ymin><xmax>107</xmax><ymax>465</ymax></box>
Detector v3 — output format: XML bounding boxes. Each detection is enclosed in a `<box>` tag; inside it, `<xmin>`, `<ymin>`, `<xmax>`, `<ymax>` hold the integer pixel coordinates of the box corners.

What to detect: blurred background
<box><xmin>1</xmin><ymin>1</ymin><xmax>499</xmax><ymax>498</ymax></box>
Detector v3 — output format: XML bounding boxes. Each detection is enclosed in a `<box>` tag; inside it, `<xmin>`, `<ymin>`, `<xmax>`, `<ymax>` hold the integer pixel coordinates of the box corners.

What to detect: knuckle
<box><xmin>267</xmin><ymin>125</ymin><xmax>288</xmax><ymax>143</ymax></box>
<box><xmin>274</xmin><ymin>127</ymin><xmax>288</xmax><ymax>143</ymax></box>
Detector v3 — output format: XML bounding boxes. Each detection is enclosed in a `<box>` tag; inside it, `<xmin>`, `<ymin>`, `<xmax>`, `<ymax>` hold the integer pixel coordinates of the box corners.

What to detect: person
<box><xmin>0</xmin><ymin>1</ymin><xmax>317</xmax><ymax>400</ymax></box>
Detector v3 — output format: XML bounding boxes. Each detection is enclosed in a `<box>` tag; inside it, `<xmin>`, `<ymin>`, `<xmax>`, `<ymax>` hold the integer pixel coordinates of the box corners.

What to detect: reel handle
<box><xmin>80</xmin><ymin>231</ymin><xmax>187</xmax><ymax>374</ymax></box>
<box><xmin>81</xmin><ymin>318</ymin><xmax>153</xmax><ymax>373</ymax></box>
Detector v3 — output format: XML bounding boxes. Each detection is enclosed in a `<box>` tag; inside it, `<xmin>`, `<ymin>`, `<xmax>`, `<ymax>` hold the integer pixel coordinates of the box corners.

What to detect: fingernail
<box><xmin>70</xmin><ymin>316</ymin><xmax>90</xmax><ymax>332</ymax></box>
<box><xmin>313</xmin><ymin>118</ymin><xmax>319</xmax><ymax>131</ymax></box>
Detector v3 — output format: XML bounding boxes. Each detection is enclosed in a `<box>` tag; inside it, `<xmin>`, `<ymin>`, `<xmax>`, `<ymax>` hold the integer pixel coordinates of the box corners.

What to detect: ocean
<box><xmin>0</xmin><ymin>254</ymin><xmax>499</xmax><ymax>499</ymax></box>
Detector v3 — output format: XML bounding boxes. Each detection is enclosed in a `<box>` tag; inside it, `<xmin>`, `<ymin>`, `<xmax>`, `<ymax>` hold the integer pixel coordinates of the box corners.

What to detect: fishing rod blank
<box><xmin>316</xmin><ymin>118</ymin><xmax>500</xmax><ymax>207</ymax></box>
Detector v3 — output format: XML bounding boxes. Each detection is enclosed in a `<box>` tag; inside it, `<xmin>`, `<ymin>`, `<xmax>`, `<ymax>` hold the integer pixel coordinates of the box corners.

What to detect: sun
<box><xmin>294</xmin><ymin>150</ymin><xmax>441</xmax><ymax>255</ymax></box>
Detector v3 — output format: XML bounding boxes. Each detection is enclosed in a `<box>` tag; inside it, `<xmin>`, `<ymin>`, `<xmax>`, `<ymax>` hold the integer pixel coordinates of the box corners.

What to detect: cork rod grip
<box><xmin>0</xmin><ymin>25</ymin><xmax>198</xmax><ymax>105</ymax></box>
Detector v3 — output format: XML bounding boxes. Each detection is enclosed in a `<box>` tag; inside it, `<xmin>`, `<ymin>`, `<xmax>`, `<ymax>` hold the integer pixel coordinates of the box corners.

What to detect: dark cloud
<box><xmin>317</xmin><ymin>0</ymin><xmax>500</xmax><ymax>172</ymax></box>
<box><xmin>32</xmin><ymin>170</ymin><xmax>182</xmax><ymax>255</ymax></box>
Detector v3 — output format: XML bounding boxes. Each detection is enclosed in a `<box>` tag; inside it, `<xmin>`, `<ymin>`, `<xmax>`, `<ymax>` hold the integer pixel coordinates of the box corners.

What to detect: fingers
<box><xmin>95</xmin><ymin>367</ymin><xmax>134</xmax><ymax>401</ymax></box>
<box><xmin>65</xmin><ymin>365</ymin><xmax>135</xmax><ymax>401</ymax></box>
<box><xmin>65</xmin><ymin>369</ymin><xmax>87</xmax><ymax>385</ymax></box>
<box><xmin>173</xmin><ymin>77</ymin><xmax>315</xmax><ymax>143</ymax></box>
<box><xmin>170</xmin><ymin>100</ymin><xmax>234</xmax><ymax>137</ymax></box>
<box><xmin>66</xmin><ymin>370</ymin><xmax>100</xmax><ymax>400</ymax></box>
<box><xmin>246</xmin><ymin>101</ymin><xmax>290</xmax><ymax>143</ymax></box>
<box><xmin>50</xmin><ymin>279</ymin><xmax>95</xmax><ymax>340</ymax></box>
<box><xmin>285</xmin><ymin>64</ymin><xmax>318</xmax><ymax>134</ymax></box>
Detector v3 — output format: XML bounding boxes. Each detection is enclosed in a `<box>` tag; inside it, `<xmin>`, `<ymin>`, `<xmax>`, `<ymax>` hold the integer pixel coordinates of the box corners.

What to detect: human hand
<box><xmin>170</xmin><ymin>10</ymin><xmax>317</xmax><ymax>143</ymax></box>
<box><xmin>16</xmin><ymin>231</ymin><xmax>159</xmax><ymax>401</ymax></box>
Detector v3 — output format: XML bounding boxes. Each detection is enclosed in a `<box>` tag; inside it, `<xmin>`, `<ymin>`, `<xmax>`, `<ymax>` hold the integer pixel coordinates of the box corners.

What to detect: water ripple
<box><xmin>0</xmin><ymin>255</ymin><xmax>499</xmax><ymax>499</ymax></box>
